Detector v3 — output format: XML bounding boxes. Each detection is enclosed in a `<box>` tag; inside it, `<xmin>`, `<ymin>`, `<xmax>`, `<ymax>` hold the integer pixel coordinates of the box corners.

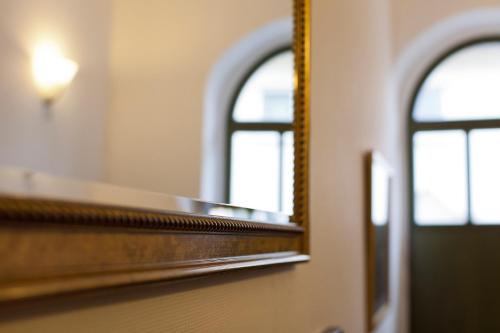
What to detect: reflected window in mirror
<box><xmin>227</xmin><ymin>49</ymin><xmax>294</xmax><ymax>214</ymax></box>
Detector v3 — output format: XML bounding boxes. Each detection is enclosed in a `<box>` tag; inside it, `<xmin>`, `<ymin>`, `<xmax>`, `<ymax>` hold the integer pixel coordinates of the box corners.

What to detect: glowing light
<box><xmin>32</xmin><ymin>41</ymin><xmax>78</xmax><ymax>104</ymax></box>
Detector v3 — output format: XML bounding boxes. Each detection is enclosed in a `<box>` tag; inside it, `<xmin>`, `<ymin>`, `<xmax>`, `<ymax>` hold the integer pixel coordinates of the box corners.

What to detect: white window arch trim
<box><xmin>396</xmin><ymin>8</ymin><xmax>500</xmax><ymax>118</ymax></box>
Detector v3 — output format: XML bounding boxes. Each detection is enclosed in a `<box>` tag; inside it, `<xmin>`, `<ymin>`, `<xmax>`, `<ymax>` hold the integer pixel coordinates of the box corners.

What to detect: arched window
<box><xmin>226</xmin><ymin>48</ymin><xmax>293</xmax><ymax>214</ymax></box>
<box><xmin>410</xmin><ymin>40</ymin><xmax>500</xmax><ymax>225</ymax></box>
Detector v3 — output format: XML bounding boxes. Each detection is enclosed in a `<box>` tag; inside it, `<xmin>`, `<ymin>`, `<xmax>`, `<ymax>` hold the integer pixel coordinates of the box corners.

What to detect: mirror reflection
<box><xmin>0</xmin><ymin>0</ymin><xmax>293</xmax><ymax>214</ymax></box>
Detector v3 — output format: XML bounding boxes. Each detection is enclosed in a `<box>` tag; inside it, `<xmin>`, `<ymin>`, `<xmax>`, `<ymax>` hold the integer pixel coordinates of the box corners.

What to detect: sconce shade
<box><xmin>32</xmin><ymin>42</ymin><xmax>78</xmax><ymax>104</ymax></box>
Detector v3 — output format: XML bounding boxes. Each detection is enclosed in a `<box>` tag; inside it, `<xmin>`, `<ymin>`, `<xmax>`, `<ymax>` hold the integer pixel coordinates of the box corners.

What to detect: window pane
<box><xmin>230</xmin><ymin>131</ymin><xmax>280</xmax><ymax>212</ymax></box>
<box><xmin>470</xmin><ymin>129</ymin><xmax>500</xmax><ymax>224</ymax></box>
<box><xmin>413</xmin><ymin>42</ymin><xmax>500</xmax><ymax>122</ymax></box>
<box><xmin>281</xmin><ymin>131</ymin><xmax>294</xmax><ymax>215</ymax></box>
<box><xmin>413</xmin><ymin>130</ymin><xmax>468</xmax><ymax>225</ymax></box>
<box><xmin>233</xmin><ymin>51</ymin><xmax>293</xmax><ymax>123</ymax></box>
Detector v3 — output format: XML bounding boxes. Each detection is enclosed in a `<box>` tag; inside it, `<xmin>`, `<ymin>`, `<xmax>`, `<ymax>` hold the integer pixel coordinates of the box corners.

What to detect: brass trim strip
<box><xmin>293</xmin><ymin>0</ymin><xmax>311</xmax><ymax>252</ymax></box>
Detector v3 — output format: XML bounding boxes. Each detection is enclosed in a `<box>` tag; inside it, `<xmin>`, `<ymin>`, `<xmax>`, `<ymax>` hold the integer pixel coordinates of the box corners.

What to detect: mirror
<box><xmin>0</xmin><ymin>0</ymin><xmax>295</xmax><ymax>215</ymax></box>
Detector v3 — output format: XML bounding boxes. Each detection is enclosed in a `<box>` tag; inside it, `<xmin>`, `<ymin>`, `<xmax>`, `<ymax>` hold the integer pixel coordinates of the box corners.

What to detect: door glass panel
<box><xmin>230</xmin><ymin>131</ymin><xmax>280</xmax><ymax>212</ymax></box>
<box><xmin>470</xmin><ymin>129</ymin><xmax>500</xmax><ymax>224</ymax></box>
<box><xmin>413</xmin><ymin>42</ymin><xmax>500</xmax><ymax>122</ymax></box>
<box><xmin>413</xmin><ymin>130</ymin><xmax>468</xmax><ymax>225</ymax></box>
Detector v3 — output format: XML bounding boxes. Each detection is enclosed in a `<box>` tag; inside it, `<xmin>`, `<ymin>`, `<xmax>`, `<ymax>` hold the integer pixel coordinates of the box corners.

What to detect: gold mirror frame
<box><xmin>0</xmin><ymin>0</ymin><xmax>310</xmax><ymax>302</ymax></box>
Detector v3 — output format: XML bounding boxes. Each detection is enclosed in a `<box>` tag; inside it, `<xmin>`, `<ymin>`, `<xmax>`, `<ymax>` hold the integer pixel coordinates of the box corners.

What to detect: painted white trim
<box><xmin>200</xmin><ymin>18</ymin><xmax>292</xmax><ymax>202</ymax></box>
<box><xmin>395</xmin><ymin>8</ymin><xmax>500</xmax><ymax>116</ymax></box>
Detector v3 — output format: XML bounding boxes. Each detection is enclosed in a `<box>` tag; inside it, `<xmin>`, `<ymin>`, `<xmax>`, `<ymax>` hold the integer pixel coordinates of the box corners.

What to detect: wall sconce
<box><xmin>32</xmin><ymin>42</ymin><xmax>78</xmax><ymax>105</ymax></box>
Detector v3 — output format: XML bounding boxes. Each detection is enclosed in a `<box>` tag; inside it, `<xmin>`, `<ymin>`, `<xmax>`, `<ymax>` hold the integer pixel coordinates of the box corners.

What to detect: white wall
<box><xmin>312</xmin><ymin>0</ymin><xmax>405</xmax><ymax>331</ymax></box>
<box><xmin>0</xmin><ymin>0</ymin><xmax>110</xmax><ymax>181</ymax></box>
<box><xmin>107</xmin><ymin>0</ymin><xmax>290</xmax><ymax>198</ymax></box>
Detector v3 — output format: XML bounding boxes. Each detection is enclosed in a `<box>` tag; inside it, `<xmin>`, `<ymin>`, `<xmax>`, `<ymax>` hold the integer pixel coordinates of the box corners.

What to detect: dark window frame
<box><xmin>225</xmin><ymin>46</ymin><xmax>294</xmax><ymax>211</ymax></box>
<box><xmin>408</xmin><ymin>36</ymin><xmax>500</xmax><ymax>227</ymax></box>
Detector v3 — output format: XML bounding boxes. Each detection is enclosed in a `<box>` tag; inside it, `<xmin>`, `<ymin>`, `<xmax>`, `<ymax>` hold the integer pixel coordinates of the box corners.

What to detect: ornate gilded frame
<box><xmin>0</xmin><ymin>0</ymin><xmax>310</xmax><ymax>302</ymax></box>
<box><xmin>365</xmin><ymin>151</ymin><xmax>392</xmax><ymax>331</ymax></box>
